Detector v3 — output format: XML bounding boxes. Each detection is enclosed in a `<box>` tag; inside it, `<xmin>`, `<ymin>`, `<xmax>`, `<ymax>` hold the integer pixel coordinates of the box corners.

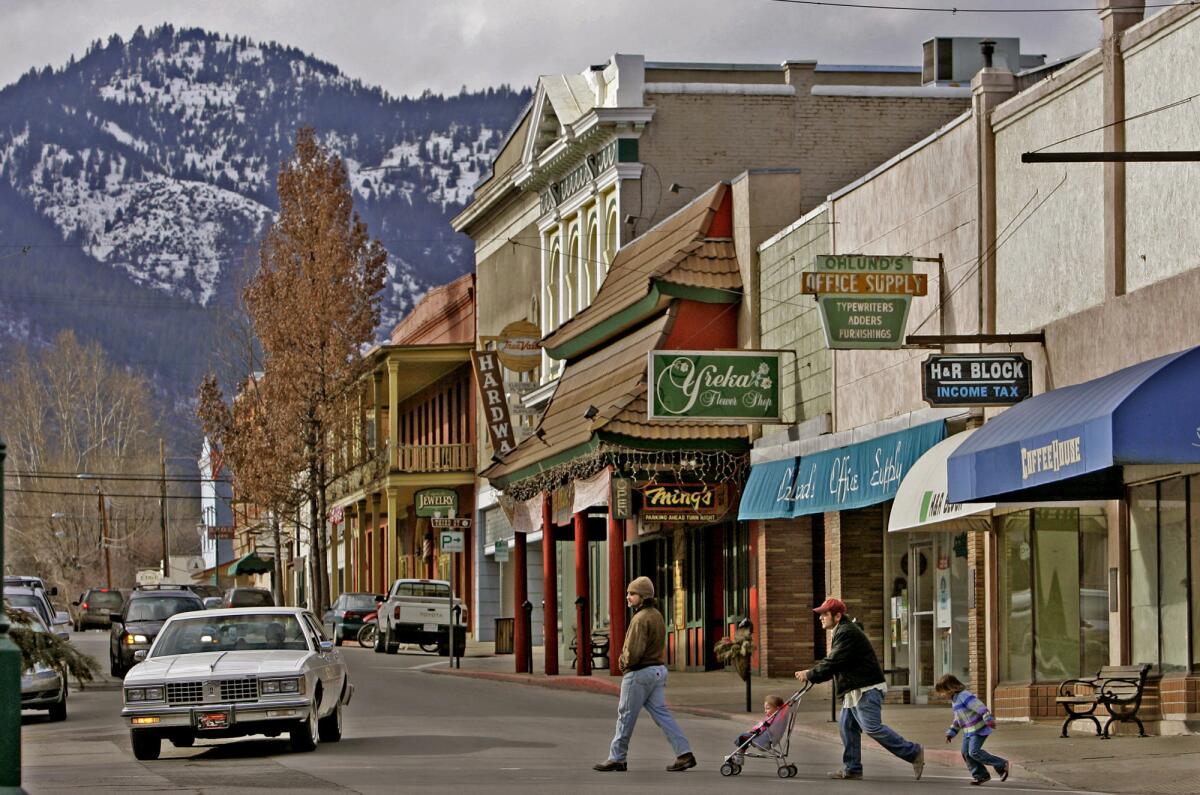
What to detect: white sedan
<box><xmin>120</xmin><ymin>607</ymin><xmax>352</xmax><ymax>760</ymax></box>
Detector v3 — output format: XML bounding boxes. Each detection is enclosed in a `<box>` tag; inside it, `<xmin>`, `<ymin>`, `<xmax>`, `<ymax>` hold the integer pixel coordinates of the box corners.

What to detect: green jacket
<box><xmin>619</xmin><ymin>598</ymin><xmax>665</xmax><ymax>673</ymax></box>
<box><xmin>806</xmin><ymin>617</ymin><xmax>886</xmax><ymax>698</ymax></box>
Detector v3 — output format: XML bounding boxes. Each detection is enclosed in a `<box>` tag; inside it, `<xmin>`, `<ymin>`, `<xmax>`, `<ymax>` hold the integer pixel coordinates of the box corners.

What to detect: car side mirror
<box><xmin>47</xmin><ymin>586</ymin><xmax>58</xmax><ymax>597</ymax></box>
<box><xmin>374</xmin><ymin>594</ymin><xmax>385</xmax><ymax>603</ymax></box>
<box><xmin>319</xmin><ymin>640</ymin><xmax>334</xmax><ymax>653</ymax></box>
<box><xmin>109</xmin><ymin>613</ymin><xmax>123</xmax><ymax>624</ymax></box>
<box><xmin>71</xmin><ymin>601</ymin><xmax>80</xmax><ymax>607</ymax></box>
<box><xmin>133</xmin><ymin>650</ymin><xmax>148</xmax><ymax>662</ymax></box>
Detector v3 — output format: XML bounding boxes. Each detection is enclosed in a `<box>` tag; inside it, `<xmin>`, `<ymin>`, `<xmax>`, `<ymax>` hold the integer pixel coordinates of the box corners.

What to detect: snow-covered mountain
<box><xmin>0</xmin><ymin>24</ymin><xmax>528</xmax><ymax>441</ymax></box>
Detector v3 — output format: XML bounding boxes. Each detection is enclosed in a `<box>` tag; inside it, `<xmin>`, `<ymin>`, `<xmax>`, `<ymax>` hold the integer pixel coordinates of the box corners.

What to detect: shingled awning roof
<box><xmin>542</xmin><ymin>182</ymin><xmax>739</xmax><ymax>361</ymax></box>
<box><xmin>483</xmin><ymin>306</ymin><xmax>745</xmax><ymax>487</ymax></box>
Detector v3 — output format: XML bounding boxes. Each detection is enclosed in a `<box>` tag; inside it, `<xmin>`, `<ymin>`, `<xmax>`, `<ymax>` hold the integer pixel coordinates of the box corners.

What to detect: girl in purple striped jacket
<box><xmin>935</xmin><ymin>674</ymin><xmax>1010</xmax><ymax>786</ymax></box>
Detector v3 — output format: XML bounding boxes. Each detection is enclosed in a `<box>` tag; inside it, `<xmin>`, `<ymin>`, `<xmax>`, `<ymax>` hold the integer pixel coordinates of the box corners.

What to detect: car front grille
<box><xmin>167</xmin><ymin>681</ymin><xmax>204</xmax><ymax>705</ymax></box>
<box><xmin>220</xmin><ymin>678</ymin><xmax>258</xmax><ymax>702</ymax></box>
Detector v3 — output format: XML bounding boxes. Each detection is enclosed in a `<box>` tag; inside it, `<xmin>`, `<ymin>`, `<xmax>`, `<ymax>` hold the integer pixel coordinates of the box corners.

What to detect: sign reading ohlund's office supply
<box><xmin>648</xmin><ymin>350</ymin><xmax>781</xmax><ymax>422</ymax></box>
<box><xmin>805</xmin><ymin>254</ymin><xmax>918</xmax><ymax>350</ymax></box>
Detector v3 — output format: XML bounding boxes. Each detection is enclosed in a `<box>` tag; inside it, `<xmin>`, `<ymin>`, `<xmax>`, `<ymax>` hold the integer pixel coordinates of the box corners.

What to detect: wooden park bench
<box><xmin>569</xmin><ymin>628</ymin><xmax>610</xmax><ymax>669</ymax></box>
<box><xmin>1056</xmin><ymin>664</ymin><xmax>1151</xmax><ymax>739</ymax></box>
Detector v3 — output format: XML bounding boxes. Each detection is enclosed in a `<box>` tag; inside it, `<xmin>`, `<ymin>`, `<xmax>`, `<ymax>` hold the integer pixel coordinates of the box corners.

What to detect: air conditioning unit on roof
<box><xmin>921</xmin><ymin>37</ymin><xmax>1044</xmax><ymax>85</ymax></box>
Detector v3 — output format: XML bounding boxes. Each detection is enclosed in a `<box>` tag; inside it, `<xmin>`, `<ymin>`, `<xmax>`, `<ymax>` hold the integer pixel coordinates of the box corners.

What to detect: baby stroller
<box><xmin>720</xmin><ymin>682</ymin><xmax>814</xmax><ymax>778</ymax></box>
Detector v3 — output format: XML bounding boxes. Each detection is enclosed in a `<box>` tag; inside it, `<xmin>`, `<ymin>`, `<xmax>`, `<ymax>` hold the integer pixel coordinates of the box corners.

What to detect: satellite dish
<box><xmin>186</xmin><ymin>556</ymin><xmax>204</xmax><ymax>574</ymax></box>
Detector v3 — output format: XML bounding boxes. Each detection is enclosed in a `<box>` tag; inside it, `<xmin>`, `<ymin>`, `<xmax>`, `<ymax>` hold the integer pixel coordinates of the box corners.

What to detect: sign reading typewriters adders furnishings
<box><xmin>805</xmin><ymin>255</ymin><xmax>919</xmax><ymax>350</ymax></box>
<box><xmin>647</xmin><ymin>350</ymin><xmax>781</xmax><ymax>422</ymax></box>
<box><xmin>922</xmin><ymin>354</ymin><xmax>1032</xmax><ymax>407</ymax></box>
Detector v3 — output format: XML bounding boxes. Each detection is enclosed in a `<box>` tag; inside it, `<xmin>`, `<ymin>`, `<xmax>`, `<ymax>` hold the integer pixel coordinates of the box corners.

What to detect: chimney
<box><xmin>979</xmin><ymin>40</ymin><xmax>996</xmax><ymax>69</ymax></box>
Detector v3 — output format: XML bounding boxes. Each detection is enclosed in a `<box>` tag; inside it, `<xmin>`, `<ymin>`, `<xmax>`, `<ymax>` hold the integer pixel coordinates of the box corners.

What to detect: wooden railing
<box><xmin>394</xmin><ymin>443</ymin><xmax>475</xmax><ymax>473</ymax></box>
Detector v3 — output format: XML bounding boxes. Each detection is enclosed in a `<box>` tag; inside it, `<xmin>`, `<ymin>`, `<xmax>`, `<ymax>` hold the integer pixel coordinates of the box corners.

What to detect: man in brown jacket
<box><xmin>594</xmin><ymin>576</ymin><xmax>696</xmax><ymax>773</ymax></box>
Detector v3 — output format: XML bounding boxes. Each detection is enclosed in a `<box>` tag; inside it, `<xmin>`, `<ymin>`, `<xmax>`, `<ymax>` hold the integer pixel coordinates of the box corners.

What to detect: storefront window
<box><xmin>1129</xmin><ymin>477</ymin><xmax>1199</xmax><ymax>673</ymax></box>
<box><xmin>999</xmin><ymin>513</ymin><xmax>1032</xmax><ymax>682</ymax></box>
<box><xmin>723</xmin><ymin>524</ymin><xmax>751</xmax><ymax>620</ymax></box>
<box><xmin>998</xmin><ymin>508</ymin><xmax>1108</xmax><ymax>682</ymax></box>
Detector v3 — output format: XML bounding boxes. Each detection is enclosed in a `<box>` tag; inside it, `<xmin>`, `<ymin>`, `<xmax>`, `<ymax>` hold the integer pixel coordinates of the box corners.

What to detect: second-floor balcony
<box><xmin>394</xmin><ymin>442</ymin><xmax>474</xmax><ymax>473</ymax></box>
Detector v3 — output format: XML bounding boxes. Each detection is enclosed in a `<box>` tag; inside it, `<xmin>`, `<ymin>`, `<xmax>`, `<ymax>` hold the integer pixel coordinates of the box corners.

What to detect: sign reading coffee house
<box><xmin>639</xmin><ymin>483</ymin><xmax>730</xmax><ymax>523</ymax></box>
<box><xmin>647</xmin><ymin>350</ymin><xmax>781</xmax><ymax>423</ymax></box>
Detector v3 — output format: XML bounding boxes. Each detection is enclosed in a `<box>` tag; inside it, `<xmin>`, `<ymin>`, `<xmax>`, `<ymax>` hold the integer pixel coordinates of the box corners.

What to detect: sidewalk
<box><xmin>427</xmin><ymin>644</ymin><xmax>1200</xmax><ymax>794</ymax></box>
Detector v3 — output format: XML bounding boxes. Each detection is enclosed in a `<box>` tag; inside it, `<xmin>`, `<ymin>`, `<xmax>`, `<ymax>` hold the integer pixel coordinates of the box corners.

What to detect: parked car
<box><xmin>222</xmin><ymin>587</ymin><xmax>275</xmax><ymax>608</ymax></box>
<box><xmin>18</xmin><ymin>611</ymin><xmax>68</xmax><ymax>721</ymax></box>
<box><xmin>323</xmin><ymin>593</ymin><xmax>382</xmax><ymax>646</ymax></box>
<box><xmin>374</xmin><ymin>579</ymin><xmax>466</xmax><ymax>657</ymax></box>
<box><xmin>202</xmin><ymin>597</ymin><xmax>223</xmax><ymax>609</ymax></box>
<box><xmin>186</xmin><ymin>583</ymin><xmax>223</xmax><ymax>601</ymax></box>
<box><xmin>71</xmin><ymin>588</ymin><xmax>125</xmax><ymax>631</ymax></box>
<box><xmin>109</xmin><ymin>586</ymin><xmax>204</xmax><ymax>677</ymax></box>
<box><xmin>120</xmin><ymin>607</ymin><xmax>352</xmax><ymax>760</ymax></box>
<box><xmin>5</xmin><ymin>586</ymin><xmax>70</xmax><ymax>640</ymax></box>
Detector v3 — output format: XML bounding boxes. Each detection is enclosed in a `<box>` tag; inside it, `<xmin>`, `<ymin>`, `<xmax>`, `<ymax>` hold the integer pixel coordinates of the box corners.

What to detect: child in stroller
<box><xmin>721</xmin><ymin>683</ymin><xmax>813</xmax><ymax>778</ymax></box>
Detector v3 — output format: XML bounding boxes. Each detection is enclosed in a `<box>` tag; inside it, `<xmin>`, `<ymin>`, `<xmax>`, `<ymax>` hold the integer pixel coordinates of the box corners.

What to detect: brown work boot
<box><xmin>666</xmin><ymin>752</ymin><xmax>697</xmax><ymax>771</ymax></box>
<box><xmin>593</xmin><ymin>759</ymin><xmax>627</xmax><ymax>772</ymax></box>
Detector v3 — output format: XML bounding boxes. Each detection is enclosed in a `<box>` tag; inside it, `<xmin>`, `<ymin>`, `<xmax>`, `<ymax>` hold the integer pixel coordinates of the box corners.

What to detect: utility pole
<box><xmin>98</xmin><ymin>488</ymin><xmax>112</xmax><ymax>589</ymax></box>
<box><xmin>160</xmin><ymin>439</ymin><xmax>169</xmax><ymax>579</ymax></box>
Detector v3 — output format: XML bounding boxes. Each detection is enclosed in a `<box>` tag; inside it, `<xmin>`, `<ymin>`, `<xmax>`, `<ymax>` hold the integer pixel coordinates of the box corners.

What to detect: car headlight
<box><xmin>279</xmin><ymin>678</ymin><xmax>301</xmax><ymax>694</ymax></box>
<box><xmin>125</xmin><ymin>633</ymin><xmax>149</xmax><ymax>645</ymax></box>
<box><xmin>143</xmin><ymin>686</ymin><xmax>164</xmax><ymax>701</ymax></box>
<box><xmin>261</xmin><ymin>679</ymin><xmax>280</xmax><ymax>694</ymax></box>
<box><xmin>125</xmin><ymin>688</ymin><xmax>145</xmax><ymax>702</ymax></box>
<box><xmin>262</xmin><ymin>677</ymin><xmax>304</xmax><ymax>695</ymax></box>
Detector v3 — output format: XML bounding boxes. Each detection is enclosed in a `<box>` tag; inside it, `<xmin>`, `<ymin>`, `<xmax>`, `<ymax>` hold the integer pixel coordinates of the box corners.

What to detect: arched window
<box><xmin>604</xmin><ymin>206</ymin><xmax>618</xmax><ymax>275</ymax></box>
<box><xmin>587</xmin><ymin>216</ymin><xmax>602</xmax><ymax>299</ymax></box>
<box><xmin>565</xmin><ymin>234</ymin><xmax>579</xmax><ymax>319</ymax></box>
<box><xmin>547</xmin><ymin>245</ymin><xmax>561</xmax><ymax>332</ymax></box>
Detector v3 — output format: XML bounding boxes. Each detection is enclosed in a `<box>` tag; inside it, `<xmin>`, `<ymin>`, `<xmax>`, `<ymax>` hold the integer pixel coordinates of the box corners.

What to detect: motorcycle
<box><xmin>357</xmin><ymin>609</ymin><xmax>378</xmax><ymax>648</ymax></box>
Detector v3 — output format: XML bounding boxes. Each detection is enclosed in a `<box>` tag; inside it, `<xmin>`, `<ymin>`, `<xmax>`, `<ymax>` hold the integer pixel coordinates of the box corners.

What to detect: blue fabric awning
<box><xmin>738</xmin><ymin>458</ymin><xmax>798</xmax><ymax>520</ymax></box>
<box><xmin>788</xmin><ymin>420</ymin><xmax>946</xmax><ymax>517</ymax></box>
<box><xmin>948</xmin><ymin>346</ymin><xmax>1200</xmax><ymax>503</ymax></box>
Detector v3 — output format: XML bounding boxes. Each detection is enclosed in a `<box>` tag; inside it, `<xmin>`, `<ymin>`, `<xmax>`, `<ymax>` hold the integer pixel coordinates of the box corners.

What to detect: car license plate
<box><xmin>196</xmin><ymin>711</ymin><xmax>230</xmax><ymax>730</ymax></box>
<box><xmin>423</xmin><ymin>623</ymin><xmax>439</xmax><ymax>632</ymax></box>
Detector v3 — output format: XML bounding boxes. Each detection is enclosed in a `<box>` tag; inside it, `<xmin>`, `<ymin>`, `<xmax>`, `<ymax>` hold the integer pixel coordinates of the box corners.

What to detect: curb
<box><xmin>425</xmin><ymin>667</ymin><xmax>973</xmax><ymax>770</ymax></box>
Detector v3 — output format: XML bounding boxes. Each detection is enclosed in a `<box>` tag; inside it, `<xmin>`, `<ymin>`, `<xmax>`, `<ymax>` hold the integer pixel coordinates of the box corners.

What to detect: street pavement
<box><xmin>19</xmin><ymin>631</ymin><xmax>1111</xmax><ymax>794</ymax></box>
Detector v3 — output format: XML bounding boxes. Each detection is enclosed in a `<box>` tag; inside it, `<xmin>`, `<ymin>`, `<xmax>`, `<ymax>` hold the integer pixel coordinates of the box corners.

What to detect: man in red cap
<box><xmin>796</xmin><ymin>597</ymin><xmax>924</xmax><ymax>781</ymax></box>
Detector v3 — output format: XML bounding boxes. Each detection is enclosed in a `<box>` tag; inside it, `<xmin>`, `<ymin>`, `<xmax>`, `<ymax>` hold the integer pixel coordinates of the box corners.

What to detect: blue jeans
<box><xmin>838</xmin><ymin>688</ymin><xmax>922</xmax><ymax>774</ymax></box>
<box><xmin>608</xmin><ymin>665</ymin><xmax>691</xmax><ymax>762</ymax></box>
<box><xmin>961</xmin><ymin>733</ymin><xmax>1007</xmax><ymax>781</ymax></box>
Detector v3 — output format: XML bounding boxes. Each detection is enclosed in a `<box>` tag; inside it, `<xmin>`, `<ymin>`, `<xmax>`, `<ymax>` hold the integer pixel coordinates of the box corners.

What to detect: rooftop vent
<box><xmin>921</xmin><ymin>37</ymin><xmax>1044</xmax><ymax>85</ymax></box>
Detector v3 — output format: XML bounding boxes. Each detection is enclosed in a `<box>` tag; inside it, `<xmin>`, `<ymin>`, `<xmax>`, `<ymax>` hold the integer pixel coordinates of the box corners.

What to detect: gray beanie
<box><xmin>627</xmin><ymin>576</ymin><xmax>654</xmax><ymax>599</ymax></box>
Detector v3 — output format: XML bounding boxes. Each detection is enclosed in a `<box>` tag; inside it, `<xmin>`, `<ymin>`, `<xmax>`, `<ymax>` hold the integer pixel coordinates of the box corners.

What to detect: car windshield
<box><xmin>6</xmin><ymin>594</ymin><xmax>50</xmax><ymax>623</ymax></box>
<box><xmin>230</xmin><ymin>590</ymin><xmax>273</xmax><ymax>607</ymax></box>
<box><xmin>125</xmin><ymin>596</ymin><xmax>202</xmax><ymax>622</ymax></box>
<box><xmin>342</xmin><ymin>594</ymin><xmax>377</xmax><ymax>610</ymax></box>
<box><xmin>395</xmin><ymin>582</ymin><xmax>450</xmax><ymax>598</ymax></box>
<box><xmin>153</xmin><ymin>614</ymin><xmax>309</xmax><ymax>656</ymax></box>
<box><xmin>86</xmin><ymin>591</ymin><xmax>124</xmax><ymax>608</ymax></box>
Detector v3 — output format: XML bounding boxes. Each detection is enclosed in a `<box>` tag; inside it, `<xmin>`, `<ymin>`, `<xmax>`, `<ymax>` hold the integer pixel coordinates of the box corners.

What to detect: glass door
<box><xmin>908</xmin><ymin>541</ymin><xmax>935</xmax><ymax>703</ymax></box>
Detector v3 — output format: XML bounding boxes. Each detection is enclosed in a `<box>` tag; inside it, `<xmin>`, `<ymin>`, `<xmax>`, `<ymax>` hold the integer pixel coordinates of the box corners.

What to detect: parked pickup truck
<box><xmin>374</xmin><ymin>579</ymin><xmax>466</xmax><ymax>657</ymax></box>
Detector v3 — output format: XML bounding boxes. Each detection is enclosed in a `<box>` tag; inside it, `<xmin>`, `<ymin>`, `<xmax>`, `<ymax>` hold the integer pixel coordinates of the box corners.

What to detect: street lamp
<box><xmin>77</xmin><ymin>475</ymin><xmax>112</xmax><ymax>589</ymax></box>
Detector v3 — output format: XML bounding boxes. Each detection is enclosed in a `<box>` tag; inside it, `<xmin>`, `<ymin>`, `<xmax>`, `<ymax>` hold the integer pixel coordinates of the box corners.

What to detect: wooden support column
<box><xmin>330</xmin><ymin>516</ymin><xmax>340</xmax><ymax>601</ymax></box>
<box><xmin>574</xmin><ymin>510</ymin><xmax>591</xmax><ymax>676</ymax></box>
<box><xmin>386</xmin><ymin>361</ymin><xmax>400</xmax><ymax>463</ymax></box>
<box><xmin>542</xmin><ymin>493</ymin><xmax>559</xmax><ymax>675</ymax></box>
<box><xmin>607</xmin><ymin>509</ymin><xmax>626</xmax><ymax>677</ymax></box>
<box><xmin>513</xmin><ymin>531</ymin><xmax>530</xmax><ymax>674</ymax></box>
<box><xmin>386</xmin><ymin>488</ymin><xmax>399</xmax><ymax>588</ymax></box>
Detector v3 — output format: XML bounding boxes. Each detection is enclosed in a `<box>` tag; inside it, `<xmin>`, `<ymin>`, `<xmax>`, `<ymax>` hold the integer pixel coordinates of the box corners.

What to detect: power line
<box><xmin>6</xmin><ymin>486</ymin><xmax>225</xmax><ymax>502</ymax></box>
<box><xmin>764</xmin><ymin>0</ymin><xmax>1189</xmax><ymax>13</ymax></box>
<box><xmin>1030</xmin><ymin>88</ymin><xmax>1200</xmax><ymax>154</ymax></box>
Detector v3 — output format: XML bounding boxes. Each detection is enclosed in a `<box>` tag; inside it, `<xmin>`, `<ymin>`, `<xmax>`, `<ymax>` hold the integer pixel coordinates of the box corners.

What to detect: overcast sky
<box><xmin>0</xmin><ymin>1</ymin><xmax>1136</xmax><ymax>97</ymax></box>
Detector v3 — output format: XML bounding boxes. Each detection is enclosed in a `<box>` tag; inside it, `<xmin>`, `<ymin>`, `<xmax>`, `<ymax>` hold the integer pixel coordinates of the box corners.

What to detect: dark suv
<box><xmin>72</xmin><ymin>588</ymin><xmax>125</xmax><ymax>631</ymax></box>
<box><xmin>220</xmin><ymin>587</ymin><xmax>275</xmax><ymax>608</ymax></box>
<box><xmin>109</xmin><ymin>586</ymin><xmax>203</xmax><ymax>677</ymax></box>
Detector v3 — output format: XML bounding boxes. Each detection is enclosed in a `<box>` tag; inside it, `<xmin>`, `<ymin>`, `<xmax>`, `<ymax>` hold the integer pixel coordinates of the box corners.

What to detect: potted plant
<box><xmin>714</xmin><ymin>624</ymin><xmax>753</xmax><ymax>682</ymax></box>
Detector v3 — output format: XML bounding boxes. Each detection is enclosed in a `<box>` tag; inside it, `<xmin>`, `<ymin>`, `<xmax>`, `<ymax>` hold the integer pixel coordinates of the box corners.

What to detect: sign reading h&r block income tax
<box><xmin>806</xmin><ymin>254</ymin><xmax>918</xmax><ymax>350</ymax></box>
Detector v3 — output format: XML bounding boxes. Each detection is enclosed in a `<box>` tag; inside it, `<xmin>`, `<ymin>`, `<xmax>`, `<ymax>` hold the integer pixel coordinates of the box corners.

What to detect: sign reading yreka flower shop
<box><xmin>647</xmin><ymin>350</ymin><xmax>781</xmax><ymax>423</ymax></box>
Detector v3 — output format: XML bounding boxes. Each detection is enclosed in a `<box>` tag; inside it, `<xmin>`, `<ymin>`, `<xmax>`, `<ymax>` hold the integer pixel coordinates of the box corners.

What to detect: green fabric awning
<box><xmin>227</xmin><ymin>553</ymin><xmax>273</xmax><ymax>576</ymax></box>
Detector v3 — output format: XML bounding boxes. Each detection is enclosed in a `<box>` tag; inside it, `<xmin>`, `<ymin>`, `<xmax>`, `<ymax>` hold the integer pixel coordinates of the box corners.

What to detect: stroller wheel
<box><xmin>777</xmin><ymin>766</ymin><xmax>792</xmax><ymax>779</ymax></box>
<box><xmin>720</xmin><ymin>763</ymin><xmax>735</xmax><ymax>777</ymax></box>
<box><xmin>787</xmin><ymin>764</ymin><xmax>798</xmax><ymax>778</ymax></box>
<box><xmin>732</xmin><ymin>764</ymin><xmax>742</xmax><ymax>776</ymax></box>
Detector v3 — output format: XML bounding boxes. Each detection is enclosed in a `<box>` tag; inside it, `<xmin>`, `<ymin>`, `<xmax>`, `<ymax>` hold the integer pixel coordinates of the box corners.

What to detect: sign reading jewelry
<box><xmin>803</xmin><ymin>255</ymin><xmax>922</xmax><ymax>350</ymax></box>
<box><xmin>638</xmin><ymin>483</ymin><xmax>730</xmax><ymax>523</ymax></box>
<box><xmin>415</xmin><ymin>488</ymin><xmax>459</xmax><ymax>518</ymax></box>
<box><xmin>647</xmin><ymin>350</ymin><xmax>781</xmax><ymax>422</ymax></box>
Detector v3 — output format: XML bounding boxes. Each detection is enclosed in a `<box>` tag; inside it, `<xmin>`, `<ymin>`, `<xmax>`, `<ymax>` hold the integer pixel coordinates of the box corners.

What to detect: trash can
<box><xmin>494</xmin><ymin>616</ymin><xmax>515</xmax><ymax>654</ymax></box>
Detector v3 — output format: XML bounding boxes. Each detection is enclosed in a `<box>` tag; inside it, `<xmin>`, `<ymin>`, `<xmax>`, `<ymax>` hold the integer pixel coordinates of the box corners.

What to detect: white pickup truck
<box><xmin>373</xmin><ymin>578</ymin><xmax>466</xmax><ymax>657</ymax></box>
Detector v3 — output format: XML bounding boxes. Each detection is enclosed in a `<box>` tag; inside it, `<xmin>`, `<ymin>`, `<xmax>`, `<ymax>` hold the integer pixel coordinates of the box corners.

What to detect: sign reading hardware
<box><xmin>638</xmin><ymin>483</ymin><xmax>730</xmax><ymax>522</ymax></box>
<box><xmin>922</xmin><ymin>354</ymin><xmax>1032</xmax><ymax>407</ymax></box>
<box><xmin>808</xmin><ymin>254</ymin><xmax>917</xmax><ymax>350</ymax></box>
<box><xmin>431</xmin><ymin>517</ymin><xmax>472</xmax><ymax>529</ymax></box>
<box><xmin>439</xmin><ymin>530</ymin><xmax>465</xmax><ymax>553</ymax></box>
<box><xmin>471</xmin><ymin>350</ymin><xmax>518</xmax><ymax>456</ymax></box>
<box><xmin>415</xmin><ymin>488</ymin><xmax>459</xmax><ymax>518</ymax></box>
<box><xmin>648</xmin><ymin>350</ymin><xmax>781</xmax><ymax>422</ymax></box>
